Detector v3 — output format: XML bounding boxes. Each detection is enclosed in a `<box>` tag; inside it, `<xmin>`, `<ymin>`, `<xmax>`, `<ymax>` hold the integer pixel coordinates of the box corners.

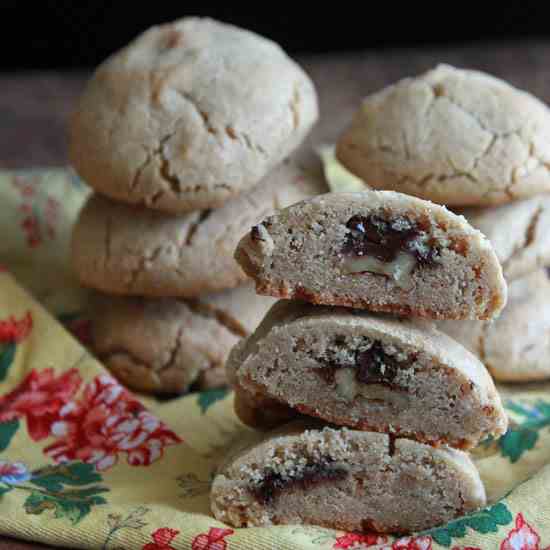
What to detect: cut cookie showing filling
<box><xmin>235</xmin><ymin>191</ymin><xmax>507</xmax><ymax>320</ymax></box>
<box><xmin>211</xmin><ymin>420</ymin><xmax>487</xmax><ymax>533</ymax></box>
<box><xmin>227</xmin><ymin>300</ymin><xmax>508</xmax><ymax>449</ymax></box>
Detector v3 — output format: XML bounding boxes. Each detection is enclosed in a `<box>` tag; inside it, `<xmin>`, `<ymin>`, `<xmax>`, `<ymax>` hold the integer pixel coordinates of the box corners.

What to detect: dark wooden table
<box><xmin>1</xmin><ymin>41</ymin><xmax>550</xmax><ymax>549</ymax></box>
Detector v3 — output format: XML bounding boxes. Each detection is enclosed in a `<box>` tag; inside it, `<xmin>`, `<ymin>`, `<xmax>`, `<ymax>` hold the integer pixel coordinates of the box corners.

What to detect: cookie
<box><xmin>210</xmin><ymin>419</ymin><xmax>486</xmax><ymax>532</ymax></box>
<box><xmin>70</xmin><ymin>17</ymin><xmax>318</xmax><ymax>213</ymax></box>
<box><xmin>438</xmin><ymin>270</ymin><xmax>550</xmax><ymax>382</ymax></box>
<box><xmin>71</xmin><ymin>159</ymin><xmax>326</xmax><ymax>297</ymax></box>
<box><xmin>89</xmin><ymin>285</ymin><xmax>275</xmax><ymax>394</ymax></box>
<box><xmin>336</xmin><ymin>64</ymin><xmax>550</xmax><ymax>206</ymax></box>
<box><xmin>227</xmin><ymin>300</ymin><xmax>507</xmax><ymax>448</ymax></box>
<box><xmin>460</xmin><ymin>195</ymin><xmax>550</xmax><ymax>281</ymax></box>
<box><xmin>232</xmin><ymin>383</ymin><xmax>297</xmax><ymax>430</ymax></box>
<box><xmin>235</xmin><ymin>191</ymin><xmax>507</xmax><ymax>320</ymax></box>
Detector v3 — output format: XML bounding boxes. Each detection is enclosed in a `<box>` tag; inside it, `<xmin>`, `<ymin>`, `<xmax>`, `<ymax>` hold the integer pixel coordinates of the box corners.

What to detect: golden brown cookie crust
<box><xmin>71</xmin><ymin>159</ymin><xmax>327</xmax><ymax>297</ymax></box>
<box><xmin>89</xmin><ymin>285</ymin><xmax>275</xmax><ymax>394</ymax></box>
<box><xmin>70</xmin><ymin>18</ymin><xmax>318</xmax><ymax>212</ymax></box>
<box><xmin>337</xmin><ymin>64</ymin><xmax>550</xmax><ymax>206</ymax></box>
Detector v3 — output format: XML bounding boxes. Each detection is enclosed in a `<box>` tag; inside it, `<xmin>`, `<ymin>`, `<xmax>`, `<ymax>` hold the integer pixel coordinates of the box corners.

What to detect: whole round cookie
<box><xmin>460</xmin><ymin>195</ymin><xmax>550</xmax><ymax>281</ymax></box>
<box><xmin>88</xmin><ymin>285</ymin><xmax>275</xmax><ymax>394</ymax></box>
<box><xmin>336</xmin><ymin>64</ymin><xmax>550</xmax><ymax>206</ymax></box>
<box><xmin>227</xmin><ymin>300</ymin><xmax>507</xmax><ymax>449</ymax></box>
<box><xmin>71</xmin><ymin>159</ymin><xmax>326</xmax><ymax>297</ymax></box>
<box><xmin>70</xmin><ymin>17</ymin><xmax>318</xmax><ymax>212</ymax></box>
<box><xmin>211</xmin><ymin>419</ymin><xmax>486</xmax><ymax>533</ymax></box>
<box><xmin>235</xmin><ymin>191</ymin><xmax>507</xmax><ymax>320</ymax></box>
<box><xmin>438</xmin><ymin>270</ymin><xmax>550</xmax><ymax>382</ymax></box>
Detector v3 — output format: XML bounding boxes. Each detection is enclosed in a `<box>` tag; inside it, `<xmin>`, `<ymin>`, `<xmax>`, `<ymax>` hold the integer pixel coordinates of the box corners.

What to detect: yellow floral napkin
<box><xmin>1</xmin><ymin>168</ymin><xmax>550</xmax><ymax>550</ymax></box>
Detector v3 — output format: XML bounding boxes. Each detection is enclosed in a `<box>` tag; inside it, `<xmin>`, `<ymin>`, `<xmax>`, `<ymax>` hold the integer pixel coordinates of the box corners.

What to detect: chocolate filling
<box><xmin>317</xmin><ymin>341</ymin><xmax>413</xmax><ymax>389</ymax></box>
<box><xmin>253</xmin><ymin>457</ymin><xmax>348</xmax><ymax>505</ymax></box>
<box><xmin>342</xmin><ymin>214</ymin><xmax>440</xmax><ymax>267</ymax></box>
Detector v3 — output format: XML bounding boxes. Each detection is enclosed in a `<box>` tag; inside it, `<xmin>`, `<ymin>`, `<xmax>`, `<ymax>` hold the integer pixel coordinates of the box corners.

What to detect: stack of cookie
<box><xmin>211</xmin><ymin>65</ymin><xmax>550</xmax><ymax>532</ymax></box>
<box><xmin>211</xmin><ymin>190</ymin><xmax>509</xmax><ymax>533</ymax></box>
<box><xmin>68</xmin><ymin>18</ymin><xmax>325</xmax><ymax>394</ymax></box>
<box><xmin>336</xmin><ymin>64</ymin><xmax>550</xmax><ymax>383</ymax></box>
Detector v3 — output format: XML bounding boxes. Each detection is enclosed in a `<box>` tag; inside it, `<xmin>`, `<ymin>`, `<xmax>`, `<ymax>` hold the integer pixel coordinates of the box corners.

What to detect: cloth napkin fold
<box><xmin>1</xmin><ymin>168</ymin><xmax>550</xmax><ymax>550</ymax></box>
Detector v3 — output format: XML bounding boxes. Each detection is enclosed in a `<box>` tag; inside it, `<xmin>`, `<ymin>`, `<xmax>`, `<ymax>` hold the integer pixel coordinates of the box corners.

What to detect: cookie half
<box><xmin>72</xmin><ymin>159</ymin><xmax>326</xmax><ymax>297</ymax></box>
<box><xmin>89</xmin><ymin>285</ymin><xmax>275</xmax><ymax>394</ymax></box>
<box><xmin>235</xmin><ymin>191</ymin><xmax>507</xmax><ymax>319</ymax></box>
<box><xmin>211</xmin><ymin>420</ymin><xmax>486</xmax><ymax>533</ymax></box>
<box><xmin>460</xmin><ymin>195</ymin><xmax>550</xmax><ymax>281</ymax></box>
<box><xmin>70</xmin><ymin>18</ymin><xmax>318</xmax><ymax>212</ymax></box>
<box><xmin>336</xmin><ymin>64</ymin><xmax>550</xmax><ymax>207</ymax></box>
<box><xmin>228</xmin><ymin>300</ymin><xmax>507</xmax><ymax>449</ymax></box>
<box><xmin>438</xmin><ymin>270</ymin><xmax>550</xmax><ymax>382</ymax></box>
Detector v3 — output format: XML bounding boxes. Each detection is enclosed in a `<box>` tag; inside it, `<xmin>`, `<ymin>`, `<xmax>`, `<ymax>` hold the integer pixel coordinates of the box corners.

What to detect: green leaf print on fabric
<box><xmin>0</xmin><ymin>461</ymin><xmax>108</xmax><ymax>524</ymax></box>
<box><xmin>0</xmin><ymin>343</ymin><xmax>15</xmax><ymax>382</ymax></box>
<box><xmin>500</xmin><ymin>428</ymin><xmax>539</xmax><ymax>463</ymax></box>
<box><xmin>30</xmin><ymin>462</ymin><xmax>103</xmax><ymax>491</ymax></box>
<box><xmin>427</xmin><ymin>502</ymin><xmax>513</xmax><ymax>547</ymax></box>
<box><xmin>499</xmin><ymin>399</ymin><xmax>550</xmax><ymax>463</ymax></box>
<box><xmin>24</xmin><ymin>486</ymin><xmax>108</xmax><ymax>524</ymax></box>
<box><xmin>197</xmin><ymin>389</ymin><xmax>229</xmax><ymax>414</ymax></box>
<box><xmin>0</xmin><ymin>419</ymin><xmax>19</xmax><ymax>452</ymax></box>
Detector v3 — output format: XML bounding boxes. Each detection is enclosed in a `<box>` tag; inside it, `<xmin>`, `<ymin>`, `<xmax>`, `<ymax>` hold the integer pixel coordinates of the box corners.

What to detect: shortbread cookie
<box><xmin>228</xmin><ymin>300</ymin><xmax>507</xmax><ymax>448</ymax></box>
<box><xmin>211</xmin><ymin>420</ymin><xmax>486</xmax><ymax>532</ymax></box>
<box><xmin>236</xmin><ymin>191</ymin><xmax>507</xmax><ymax>320</ymax></box>
<box><xmin>89</xmin><ymin>285</ymin><xmax>275</xmax><ymax>394</ymax></box>
<box><xmin>72</xmin><ymin>160</ymin><xmax>326</xmax><ymax>297</ymax></box>
<box><xmin>70</xmin><ymin>17</ymin><xmax>318</xmax><ymax>212</ymax></box>
<box><xmin>336</xmin><ymin>64</ymin><xmax>550</xmax><ymax>206</ymax></box>
<box><xmin>438</xmin><ymin>270</ymin><xmax>550</xmax><ymax>382</ymax></box>
<box><xmin>461</xmin><ymin>195</ymin><xmax>550</xmax><ymax>281</ymax></box>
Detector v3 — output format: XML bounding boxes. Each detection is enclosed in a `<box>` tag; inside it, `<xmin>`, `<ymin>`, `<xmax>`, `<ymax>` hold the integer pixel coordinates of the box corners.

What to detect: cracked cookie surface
<box><xmin>227</xmin><ymin>300</ymin><xmax>507</xmax><ymax>448</ymax></box>
<box><xmin>88</xmin><ymin>285</ymin><xmax>275</xmax><ymax>394</ymax></box>
<box><xmin>72</xmin><ymin>159</ymin><xmax>326</xmax><ymax>297</ymax></box>
<box><xmin>460</xmin><ymin>195</ymin><xmax>550</xmax><ymax>281</ymax></box>
<box><xmin>438</xmin><ymin>270</ymin><xmax>550</xmax><ymax>382</ymax></box>
<box><xmin>235</xmin><ymin>191</ymin><xmax>507</xmax><ymax>320</ymax></box>
<box><xmin>336</xmin><ymin>64</ymin><xmax>550</xmax><ymax>206</ymax></box>
<box><xmin>210</xmin><ymin>419</ymin><xmax>486</xmax><ymax>533</ymax></box>
<box><xmin>70</xmin><ymin>17</ymin><xmax>318</xmax><ymax>212</ymax></box>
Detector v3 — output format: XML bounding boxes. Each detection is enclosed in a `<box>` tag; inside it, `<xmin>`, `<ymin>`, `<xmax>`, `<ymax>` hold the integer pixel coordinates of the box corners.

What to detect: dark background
<box><xmin>1</xmin><ymin>4</ymin><xmax>550</xmax><ymax>70</ymax></box>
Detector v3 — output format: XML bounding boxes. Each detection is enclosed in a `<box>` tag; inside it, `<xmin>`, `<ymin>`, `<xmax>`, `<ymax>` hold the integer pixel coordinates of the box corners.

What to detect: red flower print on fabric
<box><xmin>500</xmin><ymin>513</ymin><xmax>549</xmax><ymax>550</ymax></box>
<box><xmin>21</xmin><ymin>215</ymin><xmax>41</xmax><ymax>248</ymax></box>
<box><xmin>45</xmin><ymin>374</ymin><xmax>181</xmax><ymax>471</ymax></box>
<box><xmin>143</xmin><ymin>527</ymin><xmax>180</xmax><ymax>550</ymax></box>
<box><xmin>332</xmin><ymin>515</ymin><xmax>548</xmax><ymax>550</ymax></box>
<box><xmin>11</xmin><ymin>175</ymin><xmax>60</xmax><ymax>248</ymax></box>
<box><xmin>192</xmin><ymin>528</ymin><xmax>234</xmax><ymax>550</ymax></box>
<box><xmin>334</xmin><ymin>532</ymin><xmax>388</xmax><ymax>548</ymax></box>
<box><xmin>0</xmin><ymin>368</ymin><xmax>181</xmax><ymax>471</ymax></box>
<box><xmin>0</xmin><ymin>312</ymin><xmax>32</xmax><ymax>343</ymax></box>
<box><xmin>0</xmin><ymin>460</ymin><xmax>31</xmax><ymax>485</ymax></box>
<box><xmin>0</xmin><ymin>368</ymin><xmax>81</xmax><ymax>440</ymax></box>
<box><xmin>390</xmin><ymin>537</ymin><xmax>433</xmax><ymax>550</ymax></box>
